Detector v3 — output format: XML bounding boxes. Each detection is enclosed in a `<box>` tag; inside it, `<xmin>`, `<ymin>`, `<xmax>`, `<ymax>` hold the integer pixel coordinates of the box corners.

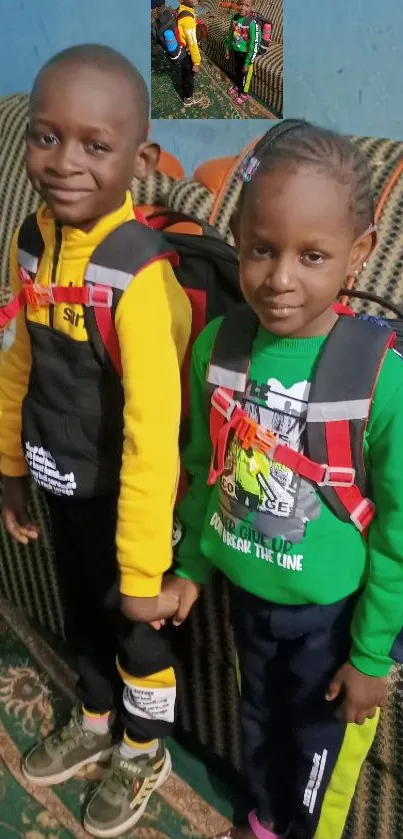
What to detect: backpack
<box><xmin>240</xmin><ymin>13</ymin><xmax>265</xmax><ymax>56</ymax></box>
<box><xmin>151</xmin><ymin>8</ymin><xmax>191</xmax><ymax>62</ymax></box>
<box><xmin>0</xmin><ymin>209</ymin><xmax>243</xmax><ymax>504</ymax></box>
<box><xmin>205</xmin><ymin>291</ymin><xmax>403</xmax><ymax>537</ymax></box>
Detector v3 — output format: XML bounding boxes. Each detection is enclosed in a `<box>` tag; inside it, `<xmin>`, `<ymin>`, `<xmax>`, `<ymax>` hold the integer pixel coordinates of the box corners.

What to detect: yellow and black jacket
<box><xmin>177</xmin><ymin>3</ymin><xmax>201</xmax><ymax>66</ymax></box>
<box><xmin>0</xmin><ymin>192</ymin><xmax>192</xmax><ymax>598</ymax></box>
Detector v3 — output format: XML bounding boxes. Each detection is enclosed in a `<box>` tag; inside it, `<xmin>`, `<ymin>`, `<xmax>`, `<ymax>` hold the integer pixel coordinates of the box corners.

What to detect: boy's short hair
<box><xmin>30</xmin><ymin>44</ymin><xmax>149</xmax><ymax>139</ymax></box>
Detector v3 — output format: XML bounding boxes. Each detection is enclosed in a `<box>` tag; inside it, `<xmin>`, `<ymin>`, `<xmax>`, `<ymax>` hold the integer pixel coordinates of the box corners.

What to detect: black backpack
<box><xmin>151</xmin><ymin>8</ymin><xmax>191</xmax><ymax>62</ymax></box>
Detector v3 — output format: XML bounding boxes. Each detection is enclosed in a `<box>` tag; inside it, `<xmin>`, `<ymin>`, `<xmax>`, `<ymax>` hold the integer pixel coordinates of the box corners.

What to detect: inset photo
<box><xmin>151</xmin><ymin>0</ymin><xmax>283</xmax><ymax>119</ymax></box>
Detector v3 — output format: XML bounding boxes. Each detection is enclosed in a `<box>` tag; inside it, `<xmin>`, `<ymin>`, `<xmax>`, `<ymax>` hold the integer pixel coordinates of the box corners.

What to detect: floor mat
<box><xmin>0</xmin><ymin>597</ymin><xmax>229</xmax><ymax>839</ymax></box>
<box><xmin>151</xmin><ymin>46</ymin><xmax>275</xmax><ymax>119</ymax></box>
<box><xmin>1</xmin><ymin>594</ymin><xmax>403</xmax><ymax>838</ymax></box>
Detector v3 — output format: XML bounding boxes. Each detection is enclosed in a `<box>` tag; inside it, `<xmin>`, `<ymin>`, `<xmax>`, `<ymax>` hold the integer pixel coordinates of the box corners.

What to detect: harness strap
<box><xmin>0</xmin><ymin>274</ymin><xmax>112</xmax><ymax>328</ymax></box>
<box><xmin>208</xmin><ymin>386</ymin><xmax>375</xmax><ymax>534</ymax></box>
<box><xmin>3</xmin><ymin>211</ymin><xmax>179</xmax><ymax>382</ymax></box>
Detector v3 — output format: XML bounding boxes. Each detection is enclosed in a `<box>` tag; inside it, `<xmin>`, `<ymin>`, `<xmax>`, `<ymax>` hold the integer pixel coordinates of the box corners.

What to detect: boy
<box><xmin>0</xmin><ymin>45</ymin><xmax>191</xmax><ymax>838</ymax></box>
<box><xmin>225</xmin><ymin>0</ymin><xmax>260</xmax><ymax>104</ymax></box>
<box><xmin>177</xmin><ymin>0</ymin><xmax>203</xmax><ymax>106</ymax></box>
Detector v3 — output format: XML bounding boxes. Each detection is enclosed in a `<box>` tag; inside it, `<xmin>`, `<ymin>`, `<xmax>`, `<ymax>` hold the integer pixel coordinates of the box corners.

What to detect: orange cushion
<box><xmin>157</xmin><ymin>149</ymin><xmax>185</xmax><ymax>180</ymax></box>
<box><xmin>193</xmin><ymin>157</ymin><xmax>238</xmax><ymax>192</ymax></box>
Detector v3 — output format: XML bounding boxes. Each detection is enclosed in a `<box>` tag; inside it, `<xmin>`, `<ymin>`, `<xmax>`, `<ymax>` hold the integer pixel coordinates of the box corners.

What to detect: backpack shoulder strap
<box><xmin>306</xmin><ymin>315</ymin><xmax>395</xmax><ymax>526</ymax></box>
<box><xmin>84</xmin><ymin>220</ymin><xmax>178</xmax><ymax>375</ymax></box>
<box><xmin>205</xmin><ymin>310</ymin><xmax>394</xmax><ymax>535</ymax></box>
<box><xmin>206</xmin><ymin>304</ymin><xmax>258</xmax><ymax>482</ymax></box>
<box><xmin>17</xmin><ymin>213</ymin><xmax>44</xmax><ymax>278</ymax></box>
<box><xmin>177</xmin><ymin>9</ymin><xmax>193</xmax><ymax>21</ymax></box>
<box><xmin>207</xmin><ymin>303</ymin><xmax>258</xmax><ymax>401</ymax></box>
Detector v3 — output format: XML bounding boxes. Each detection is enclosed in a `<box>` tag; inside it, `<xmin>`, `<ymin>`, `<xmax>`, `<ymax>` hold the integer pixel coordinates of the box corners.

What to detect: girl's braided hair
<box><xmin>239</xmin><ymin>119</ymin><xmax>374</xmax><ymax>237</ymax></box>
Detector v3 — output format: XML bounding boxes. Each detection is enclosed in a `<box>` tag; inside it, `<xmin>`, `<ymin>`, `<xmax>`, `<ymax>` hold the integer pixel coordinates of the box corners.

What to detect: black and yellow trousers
<box><xmin>229</xmin><ymin>586</ymin><xmax>379</xmax><ymax>839</ymax></box>
<box><xmin>232</xmin><ymin>50</ymin><xmax>254</xmax><ymax>94</ymax></box>
<box><xmin>46</xmin><ymin>493</ymin><xmax>176</xmax><ymax>743</ymax></box>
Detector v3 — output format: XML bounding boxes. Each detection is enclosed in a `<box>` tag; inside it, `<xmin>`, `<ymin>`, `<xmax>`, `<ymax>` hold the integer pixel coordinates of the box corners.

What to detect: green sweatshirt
<box><xmin>225</xmin><ymin>13</ymin><xmax>260</xmax><ymax>66</ymax></box>
<box><xmin>176</xmin><ymin>317</ymin><xmax>403</xmax><ymax>678</ymax></box>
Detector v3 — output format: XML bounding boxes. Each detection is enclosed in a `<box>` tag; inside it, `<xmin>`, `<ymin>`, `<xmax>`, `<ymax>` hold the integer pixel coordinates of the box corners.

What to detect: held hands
<box><xmin>1</xmin><ymin>476</ymin><xmax>39</xmax><ymax>545</ymax></box>
<box><xmin>121</xmin><ymin>590</ymin><xmax>180</xmax><ymax>623</ymax></box>
<box><xmin>193</xmin><ymin>64</ymin><xmax>201</xmax><ymax>73</ymax></box>
<box><xmin>242</xmin><ymin>65</ymin><xmax>248</xmax><ymax>74</ymax></box>
<box><xmin>225</xmin><ymin>50</ymin><xmax>230</xmax><ymax>60</ymax></box>
<box><xmin>326</xmin><ymin>661</ymin><xmax>388</xmax><ymax>725</ymax></box>
<box><xmin>149</xmin><ymin>576</ymin><xmax>201</xmax><ymax>630</ymax></box>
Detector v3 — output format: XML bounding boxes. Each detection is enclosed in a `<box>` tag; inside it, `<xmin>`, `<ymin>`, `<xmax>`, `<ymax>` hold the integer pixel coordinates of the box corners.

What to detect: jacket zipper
<box><xmin>49</xmin><ymin>222</ymin><xmax>62</xmax><ymax>327</ymax></box>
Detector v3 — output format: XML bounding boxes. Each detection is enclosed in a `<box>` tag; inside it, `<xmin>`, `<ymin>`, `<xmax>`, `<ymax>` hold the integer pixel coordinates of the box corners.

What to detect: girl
<box><xmin>225</xmin><ymin>0</ymin><xmax>260</xmax><ymax>105</ymax></box>
<box><xmin>161</xmin><ymin>120</ymin><xmax>403</xmax><ymax>839</ymax></box>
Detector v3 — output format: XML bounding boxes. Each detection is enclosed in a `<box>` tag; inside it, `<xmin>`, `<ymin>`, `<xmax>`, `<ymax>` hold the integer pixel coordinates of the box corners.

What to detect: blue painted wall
<box><xmin>0</xmin><ymin>0</ymin><xmax>402</xmax><ymax>174</ymax></box>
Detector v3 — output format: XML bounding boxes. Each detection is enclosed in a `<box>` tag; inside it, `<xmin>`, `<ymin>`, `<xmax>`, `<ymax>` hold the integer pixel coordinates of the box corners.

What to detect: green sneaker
<box><xmin>22</xmin><ymin>706</ymin><xmax>115</xmax><ymax>786</ymax></box>
<box><xmin>84</xmin><ymin>741</ymin><xmax>172</xmax><ymax>838</ymax></box>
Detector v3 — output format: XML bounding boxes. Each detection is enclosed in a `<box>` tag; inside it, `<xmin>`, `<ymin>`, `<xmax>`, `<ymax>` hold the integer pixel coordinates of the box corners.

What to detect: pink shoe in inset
<box><xmin>227</xmin><ymin>85</ymin><xmax>238</xmax><ymax>96</ymax></box>
<box><xmin>248</xmin><ymin>811</ymin><xmax>285</xmax><ymax>839</ymax></box>
<box><xmin>236</xmin><ymin>93</ymin><xmax>250</xmax><ymax>104</ymax></box>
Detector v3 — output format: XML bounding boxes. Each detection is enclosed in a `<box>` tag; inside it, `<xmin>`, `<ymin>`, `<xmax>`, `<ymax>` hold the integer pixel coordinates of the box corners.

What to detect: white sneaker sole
<box><xmin>21</xmin><ymin>746</ymin><xmax>115</xmax><ymax>786</ymax></box>
<box><xmin>83</xmin><ymin>750</ymin><xmax>172</xmax><ymax>838</ymax></box>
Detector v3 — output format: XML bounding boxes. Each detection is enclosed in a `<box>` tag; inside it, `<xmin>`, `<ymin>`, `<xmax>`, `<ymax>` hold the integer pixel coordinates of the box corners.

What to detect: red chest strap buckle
<box><xmin>23</xmin><ymin>283</ymin><xmax>55</xmax><ymax>309</ymax></box>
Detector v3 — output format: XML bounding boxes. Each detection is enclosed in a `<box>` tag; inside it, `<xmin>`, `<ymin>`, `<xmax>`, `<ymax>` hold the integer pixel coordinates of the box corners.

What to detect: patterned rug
<box><xmin>150</xmin><ymin>46</ymin><xmax>275</xmax><ymax>120</ymax></box>
<box><xmin>0</xmin><ymin>597</ymin><xmax>229</xmax><ymax>839</ymax></box>
<box><xmin>1</xmin><ymin>593</ymin><xmax>403</xmax><ymax>839</ymax></box>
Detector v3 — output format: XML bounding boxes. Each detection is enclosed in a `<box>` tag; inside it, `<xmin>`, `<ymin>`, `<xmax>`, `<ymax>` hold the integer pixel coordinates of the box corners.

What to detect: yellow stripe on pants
<box><xmin>313</xmin><ymin>711</ymin><xmax>380</xmax><ymax>839</ymax></box>
<box><xmin>244</xmin><ymin>64</ymin><xmax>254</xmax><ymax>94</ymax></box>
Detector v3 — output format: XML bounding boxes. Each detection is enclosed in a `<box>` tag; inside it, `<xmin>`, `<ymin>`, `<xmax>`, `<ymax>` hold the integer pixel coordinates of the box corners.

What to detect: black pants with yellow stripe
<box><xmin>46</xmin><ymin>493</ymin><xmax>177</xmax><ymax>743</ymax></box>
<box><xmin>229</xmin><ymin>587</ymin><xmax>379</xmax><ymax>839</ymax></box>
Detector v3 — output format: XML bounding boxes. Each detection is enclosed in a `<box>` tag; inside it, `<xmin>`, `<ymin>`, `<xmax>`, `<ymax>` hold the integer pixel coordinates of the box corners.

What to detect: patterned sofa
<box><xmin>2</xmin><ymin>92</ymin><xmax>403</xmax><ymax>837</ymax></box>
<box><xmin>201</xmin><ymin>0</ymin><xmax>283</xmax><ymax>117</ymax></box>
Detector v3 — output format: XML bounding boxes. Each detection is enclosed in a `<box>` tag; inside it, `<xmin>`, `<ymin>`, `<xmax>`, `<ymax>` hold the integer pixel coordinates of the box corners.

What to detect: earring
<box><xmin>354</xmin><ymin>261</ymin><xmax>367</xmax><ymax>278</ymax></box>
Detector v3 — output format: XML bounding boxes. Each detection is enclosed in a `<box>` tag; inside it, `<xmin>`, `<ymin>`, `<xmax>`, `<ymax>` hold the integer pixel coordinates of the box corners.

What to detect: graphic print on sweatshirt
<box><xmin>219</xmin><ymin>377</ymin><xmax>321</xmax><ymax>543</ymax></box>
<box><xmin>232</xmin><ymin>21</ymin><xmax>251</xmax><ymax>44</ymax></box>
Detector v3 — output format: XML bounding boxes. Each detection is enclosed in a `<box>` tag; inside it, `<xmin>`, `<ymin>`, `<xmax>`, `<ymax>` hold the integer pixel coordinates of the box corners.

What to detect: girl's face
<box><xmin>238</xmin><ymin>1</ymin><xmax>253</xmax><ymax>15</ymax></box>
<box><xmin>236</xmin><ymin>164</ymin><xmax>374</xmax><ymax>338</ymax></box>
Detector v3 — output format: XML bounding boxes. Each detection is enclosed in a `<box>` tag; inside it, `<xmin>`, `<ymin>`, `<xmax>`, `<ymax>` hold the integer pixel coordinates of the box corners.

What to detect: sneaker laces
<box><xmin>49</xmin><ymin>710</ymin><xmax>92</xmax><ymax>754</ymax></box>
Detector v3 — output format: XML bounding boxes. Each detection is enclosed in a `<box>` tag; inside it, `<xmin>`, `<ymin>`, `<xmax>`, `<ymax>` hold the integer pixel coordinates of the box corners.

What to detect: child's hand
<box><xmin>149</xmin><ymin>575</ymin><xmax>201</xmax><ymax>630</ymax></box>
<box><xmin>225</xmin><ymin>50</ymin><xmax>230</xmax><ymax>60</ymax></box>
<box><xmin>193</xmin><ymin>64</ymin><xmax>201</xmax><ymax>73</ymax></box>
<box><xmin>1</xmin><ymin>476</ymin><xmax>39</xmax><ymax>545</ymax></box>
<box><xmin>325</xmin><ymin>661</ymin><xmax>388</xmax><ymax>725</ymax></box>
<box><xmin>242</xmin><ymin>65</ymin><xmax>248</xmax><ymax>74</ymax></box>
<box><xmin>121</xmin><ymin>590</ymin><xmax>179</xmax><ymax>623</ymax></box>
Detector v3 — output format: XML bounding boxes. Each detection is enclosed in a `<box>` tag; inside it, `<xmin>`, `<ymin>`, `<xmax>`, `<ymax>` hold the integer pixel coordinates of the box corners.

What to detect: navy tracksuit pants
<box><xmin>229</xmin><ymin>587</ymin><xmax>379</xmax><ymax>839</ymax></box>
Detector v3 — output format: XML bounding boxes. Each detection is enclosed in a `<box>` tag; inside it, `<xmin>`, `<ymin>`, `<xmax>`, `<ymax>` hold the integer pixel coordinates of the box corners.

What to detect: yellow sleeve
<box><xmin>115</xmin><ymin>258</ymin><xmax>192</xmax><ymax>597</ymax></box>
<box><xmin>178</xmin><ymin>14</ymin><xmax>201</xmax><ymax>65</ymax></box>
<box><xmin>0</xmin><ymin>230</ymin><xmax>32</xmax><ymax>477</ymax></box>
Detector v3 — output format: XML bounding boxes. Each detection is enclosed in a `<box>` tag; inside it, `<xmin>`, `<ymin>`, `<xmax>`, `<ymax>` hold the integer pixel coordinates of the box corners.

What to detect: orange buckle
<box><xmin>255</xmin><ymin>425</ymin><xmax>277</xmax><ymax>455</ymax></box>
<box><xmin>24</xmin><ymin>283</ymin><xmax>54</xmax><ymax>309</ymax></box>
<box><xmin>236</xmin><ymin>416</ymin><xmax>277</xmax><ymax>454</ymax></box>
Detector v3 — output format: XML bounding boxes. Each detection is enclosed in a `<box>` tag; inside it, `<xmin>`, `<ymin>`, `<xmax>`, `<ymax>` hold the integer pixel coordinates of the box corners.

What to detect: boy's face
<box><xmin>184</xmin><ymin>0</ymin><xmax>197</xmax><ymax>7</ymax></box>
<box><xmin>26</xmin><ymin>64</ymin><xmax>156</xmax><ymax>231</ymax></box>
<box><xmin>238</xmin><ymin>1</ymin><xmax>253</xmax><ymax>16</ymax></box>
<box><xmin>235</xmin><ymin>165</ymin><xmax>374</xmax><ymax>338</ymax></box>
